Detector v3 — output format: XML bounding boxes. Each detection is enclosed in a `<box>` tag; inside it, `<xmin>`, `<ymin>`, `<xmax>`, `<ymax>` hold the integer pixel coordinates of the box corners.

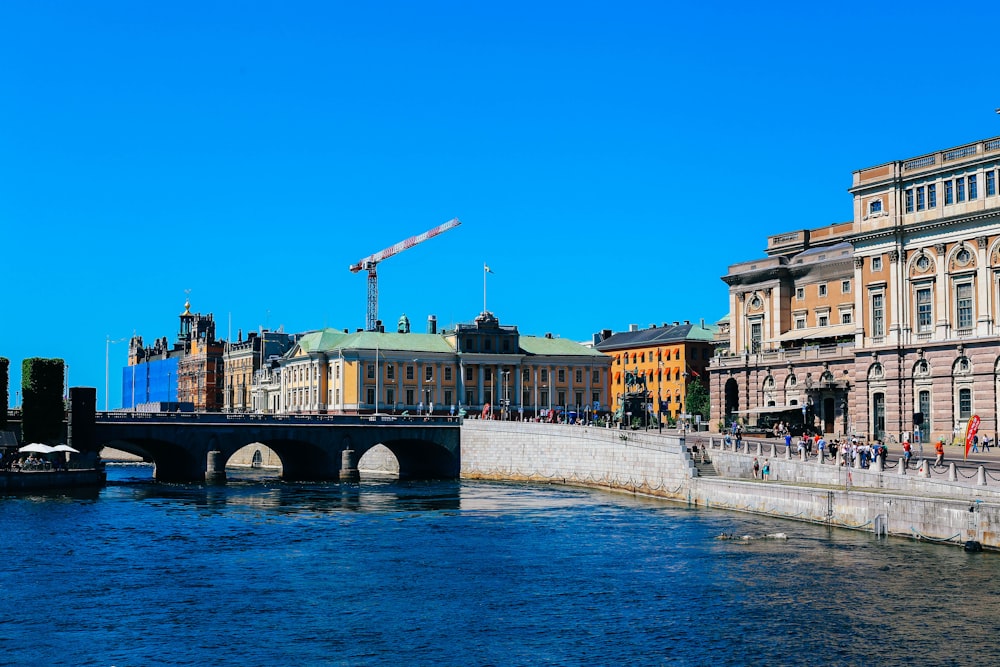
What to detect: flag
<box><xmin>484</xmin><ymin>263</ymin><xmax>494</xmax><ymax>274</ymax></box>
<box><xmin>965</xmin><ymin>414</ymin><xmax>981</xmax><ymax>460</ymax></box>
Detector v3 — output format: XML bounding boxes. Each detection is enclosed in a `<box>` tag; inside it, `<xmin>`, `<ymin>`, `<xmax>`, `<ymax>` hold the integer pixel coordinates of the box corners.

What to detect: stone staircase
<box><xmin>691</xmin><ymin>450</ymin><xmax>718</xmax><ymax>477</ymax></box>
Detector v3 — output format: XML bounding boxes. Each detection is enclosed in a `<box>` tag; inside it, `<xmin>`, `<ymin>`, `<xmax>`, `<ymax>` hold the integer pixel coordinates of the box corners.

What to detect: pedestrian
<box><xmin>983</xmin><ymin>434</ymin><xmax>992</xmax><ymax>452</ymax></box>
<box><xmin>972</xmin><ymin>435</ymin><xmax>980</xmax><ymax>453</ymax></box>
<box><xmin>902</xmin><ymin>439</ymin><xmax>912</xmax><ymax>468</ymax></box>
<box><xmin>752</xmin><ymin>457</ymin><xmax>760</xmax><ymax>479</ymax></box>
<box><xmin>762</xmin><ymin>459</ymin><xmax>770</xmax><ymax>481</ymax></box>
<box><xmin>934</xmin><ymin>439</ymin><xmax>945</xmax><ymax>468</ymax></box>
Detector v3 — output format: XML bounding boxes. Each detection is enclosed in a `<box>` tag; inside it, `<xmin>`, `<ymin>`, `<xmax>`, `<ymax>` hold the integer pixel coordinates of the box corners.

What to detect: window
<box><xmin>465</xmin><ymin>390</ymin><xmax>473</xmax><ymax>406</ymax></box>
<box><xmin>928</xmin><ymin>183</ymin><xmax>937</xmax><ymax>208</ymax></box>
<box><xmin>484</xmin><ymin>368</ymin><xmax>492</xmax><ymax>381</ymax></box>
<box><xmin>444</xmin><ymin>390</ymin><xmax>452</xmax><ymax>406</ymax></box>
<box><xmin>593</xmin><ymin>370</ymin><xmax>600</xmax><ymax>383</ymax></box>
<box><xmin>957</xmin><ymin>177</ymin><xmax>966</xmax><ymax>202</ymax></box>
<box><xmin>869</xmin><ymin>200</ymin><xmax>882</xmax><ymax>214</ymax></box>
<box><xmin>872</xmin><ymin>293</ymin><xmax>885</xmax><ymax>337</ymax></box>
<box><xmin>575</xmin><ymin>370</ymin><xmax>582</xmax><ymax>383</ymax></box>
<box><xmin>840</xmin><ymin>311</ymin><xmax>852</xmax><ymax>325</ymax></box>
<box><xmin>540</xmin><ymin>390</ymin><xmax>548</xmax><ymax>407</ymax></box>
<box><xmin>841</xmin><ymin>280</ymin><xmax>851</xmax><ymax>294</ymax></box>
<box><xmin>795</xmin><ymin>317</ymin><xmax>806</xmax><ymax>329</ymax></box>
<box><xmin>465</xmin><ymin>367</ymin><xmax>474</xmax><ymax>381</ymax></box>
<box><xmin>592</xmin><ymin>391</ymin><xmax>601</xmax><ymax>406</ymax></box>
<box><xmin>557</xmin><ymin>369</ymin><xmax>565</xmax><ymax>383</ymax></box>
<box><xmin>557</xmin><ymin>391</ymin><xmax>566</xmax><ymax>406</ymax></box>
<box><xmin>750</xmin><ymin>320</ymin><xmax>762</xmax><ymax>354</ymax></box>
<box><xmin>818</xmin><ymin>315</ymin><xmax>829</xmax><ymax>327</ymax></box>
<box><xmin>916</xmin><ymin>186</ymin><xmax>925</xmax><ymax>211</ymax></box>
<box><xmin>796</xmin><ymin>287</ymin><xmax>804</xmax><ymax>300</ymax></box>
<box><xmin>918</xmin><ymin>390</ymin><xmax>931</xmax><ymax>442</ymax></box>
<box><xmin>988</xmin><ymin>171</ymin><xmax>996</xmax><ymax>196</ymax></box>
<box><xmin>386</xmin><ymin>388</ymin><xmax>395</xmax><ymax>405</ymax></box>
<box><xmin>956</xmin><ymin>282</ymin><xmax>974</xmax><ymax>329</ymax></box>
<box><xmin>969</xmin><ymin>174</ymin><xmax>978</xmax><ymax>200</ymax></box>
<box><xmin>366</xmin><ymin>388</ymin><xmax>375</xmax><ymax>404</ymax></box>
<box><xmin>406</xmin><ymin>365</ymin><xmax>415</xmax><ymax>380</ymax></box>
<box><xmin>818</xmin><ymin>283</ymin><xmax>827</xmax><ymax>297</ymax></box>
<box><xmin>367</xmin><ymin>364</ymin><xmax>375</xmax><ymax>379</ymax></box>
<box><xmin>540</xmin><ymin>369</ymin><xmax>548</xmax><ymax>382</ymax></box>
<box><xmin>959</xmin><ymin>387</ymin><xmax>972</xmax><ymax>419</ymax></box>
<box><xmin>575</xmin><ymin>392</ymin><xmax>583</xmax><ymax>406</ymax></box>
<box><xmin>387</xmin><ymin>365</ymin><xmax>395</xmax><ymax>380</ymax></box>
<box><xmin>872</xmin><ymin>257</ymin><xmax>883</xmax><ymax>271</ymax></box>
<box><xmin>945</xmin><ymin>180</ymin><xmax>954</xmax><ymax>204</ymax></box>
<box><xmin>444</xmin><ymin>367</ymin><xmax>452</xmax><ymax>381</ymax></box>
<box><xmin>502</xmin><ymin>339</ymin><xmax>510</xmax><ymax>352</ymax></box>
<box><xmin>905</xmin><ymin>188</ymin><xmax>913</xmax><ymax>212</ymax></box>
<box><xmin>425</xmin><ymin>366</ymin><xmax>433</xmax><ymax>381</ymax></box>
<box><xmin>522</xmin><ymin>369</ymin><xmax>530</xmax><ymax>382</ymax></box>
<box><xmin>916</xmin><ymin>287</ymin><xmax>932</xmax><ymax>333</ymax></box>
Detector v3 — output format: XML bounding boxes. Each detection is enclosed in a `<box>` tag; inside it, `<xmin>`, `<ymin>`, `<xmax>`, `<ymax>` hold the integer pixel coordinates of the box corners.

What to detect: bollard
<box><xmin>918</xmin><ymin>459</ymin><xmax>929</xmax><ymax>478</ymax></box>
<box><xmin>785</xmin><ymin>445</ymin><xmax>792</xmax><ymax>460</ymax></box>
<box><xmin>756</xmin><ymin>442</ymin><xmax>762</xmax><ymax>456</ymax></box>
<box><xmin>948</xmin><ymin>462</ymin><xmax>957</xmax><ymax>482</ymax></box>
<box><xmin>340</xmin><ymin>449</ymin><xmax>360</xmax><ymax>482</ymax></box>
<box><xmin>898</xmin><ymin>457</ymin><xmax>906</xmax><ymax>475</ymax></box>
<box><xmin>978</xmin><ymin>465</ymin><xmax>987</xmax><ymax>486</ymax></box>
<box><xmin>799</xmin><ymin>448</ymin><xmax>806</xmax><ymax>462</ymax></box>
<box><xmin>872</xmin><ymin>456</ymin><xmax>883</xmax><ymax>473</ymax></box>
<box><xmin>817</xmin><ymin>449</ymin><xmax>824</xmax><ymax>465</ymax></box>
<box><xmin>205</xmin><ymin>450</ymin><xmax>226</xmax><ymax>483</ymax></box>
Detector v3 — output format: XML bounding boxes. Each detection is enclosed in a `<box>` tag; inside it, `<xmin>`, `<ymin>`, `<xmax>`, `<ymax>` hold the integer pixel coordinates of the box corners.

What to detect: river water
<box><xmin>1</xmin><ymin>465</ymin><xmax>998</xmax><ymax>667</ymax></box>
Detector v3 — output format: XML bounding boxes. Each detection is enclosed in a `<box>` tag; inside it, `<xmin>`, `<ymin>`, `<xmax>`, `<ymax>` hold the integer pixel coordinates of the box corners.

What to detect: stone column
<box><xmin>205</xmin><ymin>450</ymin><xmax>226</xmax><ymax>483</ymax></box>
<box><xmin>340</xmin><ymin>449</ymin><xmax>360</xmax><ymax>482</ymax></box>
<box><xmin>948</xmin><ymin>462</ymin><xmax>957</xmax><ymax>482</ymax></box>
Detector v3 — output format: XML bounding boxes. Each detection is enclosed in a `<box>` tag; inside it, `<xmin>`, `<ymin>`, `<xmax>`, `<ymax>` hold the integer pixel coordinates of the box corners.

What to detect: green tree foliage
<box><xmin>685</xmin><ymin>378</ymin><xmax>710</xmax><ymax>421</ymax></box>
<box><xmin>0</xmin><ymin>357</ymin><xmax>8</xmax><ymax>429</ymax></box>
<box><xmin>21</xmin><ymin>357</ymin><xmax>65</xmax><ymax>444</ymax></box>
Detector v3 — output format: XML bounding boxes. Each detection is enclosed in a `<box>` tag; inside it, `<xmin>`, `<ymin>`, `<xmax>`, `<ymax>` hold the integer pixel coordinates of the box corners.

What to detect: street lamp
<box><xmin>425</xmin><ymin>379</ymin><xmax>434</xmax><ymax>416</ymax></box>
<box><xmin>502</xmin><ymin>369</ymin><xmax>510</xmax><ymax>421</ymax></box>
<box><xmin>105</xmin><ymin>335</ymin><xmax>127</xmax><ymax>412</ymax></box>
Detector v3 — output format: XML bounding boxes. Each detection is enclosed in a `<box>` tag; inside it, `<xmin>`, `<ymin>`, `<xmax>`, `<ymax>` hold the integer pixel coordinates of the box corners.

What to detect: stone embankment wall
<box><xmin>460</xmin><ymin>421</ymin><xmax>693</xmax><ymax>496</ymax></box>
<box><xmin>461</xmin><ymin>421</ymin><xmax>1000</xmax><ymax>549</ymax></box>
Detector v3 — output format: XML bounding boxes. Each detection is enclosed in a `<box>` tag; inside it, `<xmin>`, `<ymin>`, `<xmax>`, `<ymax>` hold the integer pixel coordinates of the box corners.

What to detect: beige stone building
<box><xmin>712</xmin><ymin>135</ymin><xmax>1000</xmax><ymax>444</ymax></box>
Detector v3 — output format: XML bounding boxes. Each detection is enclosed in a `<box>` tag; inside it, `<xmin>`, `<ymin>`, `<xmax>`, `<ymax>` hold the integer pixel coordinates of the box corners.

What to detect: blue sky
<box><xmin>2</xmin><ymin>1</ymin><xmax>999</xmax><ymax>409</ymax></box>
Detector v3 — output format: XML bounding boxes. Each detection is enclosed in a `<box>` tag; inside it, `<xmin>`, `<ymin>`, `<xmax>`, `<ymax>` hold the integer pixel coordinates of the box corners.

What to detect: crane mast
<box><xmin>349</xmin><ymin>217</ymin><xmax>461</xmax><ymax>331</ymax></box>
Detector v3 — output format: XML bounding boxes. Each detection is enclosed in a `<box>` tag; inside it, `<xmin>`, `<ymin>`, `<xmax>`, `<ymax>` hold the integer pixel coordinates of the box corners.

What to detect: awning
<box><xmin>734</xmin><ymin>405</ymin><xmax>802</xmax><ymax>415</ymax></box>
<box><xmin>776</xmin><ymin>323</ymin><xmax>854</xmax><ymax>343</ymax></box>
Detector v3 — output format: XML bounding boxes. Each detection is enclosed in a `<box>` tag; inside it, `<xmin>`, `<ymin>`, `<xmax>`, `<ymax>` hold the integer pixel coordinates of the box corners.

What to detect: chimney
<box><xmin>700</xmin><ymin>318</ymin><xmax>705</xmax><ymax>328</ymax></box>
<box><xmin>673</xmin><ymin>321</ymin><xmax>679</xmax><ymax>326</ymax></box>
<box><xmin>545</xmin><ymin>332</ymin><xmax>553</xmax><ymax>339</ymax></box>
<box><xmin>602</xmin><ymin>329</ymin><xmax>612</xmax><ymax>340</ymax></box>
<box><xmin>649</xmin><ymin>324</ymin><xmax>656</xmax><ymax>329</ymax></box>
<box><xmin>684</xmin><ymin>320</ymin><xmax>690</xmax><ymax>325</ymax></box>
<box><xmin>428</xmin><ymin>315</ymin><xmax>437</xmax><ymax>335</ymax></box>
<box><xmin>593</xmin><ymin>333</ymin><xmax>602</xmax><ymax>346</ymax></box>
<box><xmin>629</xmin><ymin>324</ymin><xmax>639</xmax><ymax>332</ymax></box>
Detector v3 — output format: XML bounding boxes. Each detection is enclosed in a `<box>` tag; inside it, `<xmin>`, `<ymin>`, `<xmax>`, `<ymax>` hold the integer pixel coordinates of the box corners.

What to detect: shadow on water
<box><xmin>106</xmin><ymin>463</ymin><xmax>462</xmax><ymax>514</ymax></box>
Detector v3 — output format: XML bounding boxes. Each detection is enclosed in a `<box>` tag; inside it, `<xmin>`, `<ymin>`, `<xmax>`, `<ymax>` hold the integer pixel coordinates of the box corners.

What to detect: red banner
<box><xmin>965</xmin><ymin>415</ymin><xmax>981</xmax><ymax>459</ymax></box>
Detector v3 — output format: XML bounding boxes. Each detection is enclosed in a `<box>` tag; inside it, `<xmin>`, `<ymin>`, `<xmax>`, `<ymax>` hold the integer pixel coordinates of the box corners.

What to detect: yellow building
<box><xmin>271</xmin><ymin>312</ymin><xmax>611</xmax><ymax>418</ymax></box>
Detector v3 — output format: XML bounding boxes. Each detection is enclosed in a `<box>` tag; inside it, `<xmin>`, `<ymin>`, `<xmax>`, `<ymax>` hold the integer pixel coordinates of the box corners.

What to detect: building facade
<box><xmin>712</xmin><ymin>135</ymin><xmax>1000</xmax><ymax>443</ymax></box>
<box><xmin>270</xmin><ymin>311</ymin><xmax>611</xmax><ymax>418</ymax></box>
<box><xmin>594</xmin><ymin>320</ymin><xmax>717</xmax><ymax>425</ymax></box>
<box><xmin>222</xmin><ymin>329</ymin><xmax>297</xmax><ymax>412</ymax></box>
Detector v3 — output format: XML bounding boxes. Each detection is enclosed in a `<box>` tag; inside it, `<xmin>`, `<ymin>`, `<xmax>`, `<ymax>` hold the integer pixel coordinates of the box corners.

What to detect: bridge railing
<box><xmin>95</xmin><ymin>411</ymin><xmax>463</xmax><ymax>426</ymax></box>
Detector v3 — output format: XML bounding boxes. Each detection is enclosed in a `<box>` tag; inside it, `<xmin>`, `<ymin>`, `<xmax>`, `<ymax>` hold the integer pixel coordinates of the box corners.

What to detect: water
<box><xmin>1</xmin><ymin>465</ymin><xmax>998</xmax><ymax>666</ymax></box>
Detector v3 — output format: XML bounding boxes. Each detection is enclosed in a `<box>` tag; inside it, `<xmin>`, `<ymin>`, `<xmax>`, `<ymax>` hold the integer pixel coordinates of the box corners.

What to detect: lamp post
<box><xmin>105</xmin><ymin>335</ymin><xmax>126</xmax><ymax>412</ymax></box>
<box><xmin>502</xmin><ymin>369</ymin><xmax>510</xmax><ymax>421</ymax></box>
<box><xmin>657</xmin><ymin>361</ymin><xmax>663</xmax><ymax>433</ymax></box>
<box><xmin>425</xmin><ymin>379</ymin><xmax>434</xmax><ymax>415</ymax></box>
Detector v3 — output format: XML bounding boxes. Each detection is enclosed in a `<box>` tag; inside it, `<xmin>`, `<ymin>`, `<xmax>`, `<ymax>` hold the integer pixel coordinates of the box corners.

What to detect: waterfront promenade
<box><xmin>459</xmin><ymin>420</ymin><xmax>1000</xmax><ymax>549</ymax></box>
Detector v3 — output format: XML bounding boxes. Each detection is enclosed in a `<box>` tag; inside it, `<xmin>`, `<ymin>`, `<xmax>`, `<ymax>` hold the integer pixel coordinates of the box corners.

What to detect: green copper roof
<box><xmin>337</xmin><ymin>331</ymin><xmax>456</xmax><ymax>354</ymax></box>
<box><xmin>295</xmin><ymin>329</ymin><xmax>351</xmax><ymax>353</ymax></box>
<box><xmin>519</xmin><ymin>336</ymin><xmax>606</xmax><ymax>357</ymax></box>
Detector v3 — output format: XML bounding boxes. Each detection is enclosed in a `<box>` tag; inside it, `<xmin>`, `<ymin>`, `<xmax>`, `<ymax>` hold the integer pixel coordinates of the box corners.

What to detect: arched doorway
<box><xmin>724</xmin><ymin>378</ymin><xmax>739</xmax><ymax>424</ymax></box>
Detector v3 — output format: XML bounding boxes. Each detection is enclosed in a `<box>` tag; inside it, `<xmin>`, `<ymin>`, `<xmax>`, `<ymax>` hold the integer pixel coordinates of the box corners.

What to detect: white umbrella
<box><xmin>19</xmin><ymin>443</ymin><xmax>54</xmax><ymax>454</ymax></box>
<box><xmin>50</xmin><ymin>444</ymin><xmax>80</xmax><ymax>453</ymax></box>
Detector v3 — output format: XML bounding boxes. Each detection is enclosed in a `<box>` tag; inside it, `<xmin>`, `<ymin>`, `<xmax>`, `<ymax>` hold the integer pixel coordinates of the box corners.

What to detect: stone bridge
<box><xmin>68</xmin><ymin>388</ymin><xmax>461</xmax><ymax>483</ymax></box>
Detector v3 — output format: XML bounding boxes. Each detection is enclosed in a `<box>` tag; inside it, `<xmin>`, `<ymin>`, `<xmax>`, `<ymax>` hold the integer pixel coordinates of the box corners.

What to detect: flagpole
<box><xmin>483</xmin><ymin>263</ymin><xmax>487</xmax><ymax>313</ymax></box>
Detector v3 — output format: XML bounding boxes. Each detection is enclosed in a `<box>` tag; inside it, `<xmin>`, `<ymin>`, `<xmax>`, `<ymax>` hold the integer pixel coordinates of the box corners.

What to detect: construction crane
<box><xmin>349</xmin><ymin>217</ymin><xmax>462</xmax><ymax>331</ymax></box>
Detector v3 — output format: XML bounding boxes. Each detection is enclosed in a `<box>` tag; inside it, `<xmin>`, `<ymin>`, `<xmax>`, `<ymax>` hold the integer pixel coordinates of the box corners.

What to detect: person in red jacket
<box><xmin>934</xmin><ymin>439</ymin><xmax>945</xmax><ymax>469</ymax></box>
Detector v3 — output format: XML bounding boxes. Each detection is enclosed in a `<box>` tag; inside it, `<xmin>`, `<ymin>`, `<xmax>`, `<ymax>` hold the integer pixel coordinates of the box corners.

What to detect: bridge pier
<box><xmin>340</xmin><ymin>449</ymin><xmax>360</xmax><ymax>482</ymax></box>
<box><xmin>206</xmin><ymin>450</ymin><xmax>227</xmax><ymax>483</ymax></box>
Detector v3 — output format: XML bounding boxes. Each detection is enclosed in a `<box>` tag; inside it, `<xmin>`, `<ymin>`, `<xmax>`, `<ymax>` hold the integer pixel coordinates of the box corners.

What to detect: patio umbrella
<box><xmin>19</xmin><ymin>443</ymin><xmax>54</xmax><ymax>454</ymax></box>
<box><xmin>50</xmin><ymin>444</ymin><xmax>80</xmax><ymax>453</ymax></box>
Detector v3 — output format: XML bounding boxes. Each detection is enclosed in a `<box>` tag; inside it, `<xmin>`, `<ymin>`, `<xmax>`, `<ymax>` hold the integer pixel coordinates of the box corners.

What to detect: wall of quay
<box><xmin>460</xmin><ymin>422</ymin><xmax>1000</xmax><ymax>550</ymax></box>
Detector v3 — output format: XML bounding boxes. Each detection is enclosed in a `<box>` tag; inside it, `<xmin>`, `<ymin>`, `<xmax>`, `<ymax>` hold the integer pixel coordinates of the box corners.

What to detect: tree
<box><xmin>685</xmin><ymin>378</ymin><xmax>710</xmax><ymax>422</ymax></box>
<box><xmin>21</xmin><ymin>357</ymin><xmax>65</xmax><ymax>444</ymax></box>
